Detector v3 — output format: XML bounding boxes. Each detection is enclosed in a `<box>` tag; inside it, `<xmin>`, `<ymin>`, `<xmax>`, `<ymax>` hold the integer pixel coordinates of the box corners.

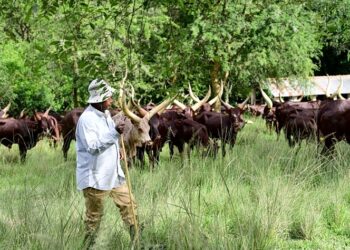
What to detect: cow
<box><xmin>61</xmin><ymin>108</ymin><xmax>85</xmax><ymax>160</ymax></box>
<box><xmin>274</xmin><ymin>101</ymin><xmax>320</xmax><ymax>136</ymax></box>
<box><xmin>112</xmin><ymin>93</ymin><xmax>174</xmax><ymax>165</ymax></box>
<box><xmin>317</xmin><ymin>99</ymin><xmax>350</xmax><ymax>154</ymax></box>
<box><xmin>194</xmin><ymin>107</ymin><xmax>245</xmax><ymax>157</ymax></box>
<box><xmin>166</xmin><ymin>116</ymin><xmax>209</xmax><ymax>160</ymax></box>
<box><xmin>248</xmin><ymin>104</ymin><xmax>266</xmax><ymax>117</ymax></box>
<box><xmin>284</xmin><ymin>108</ymin><xmax>318</xmax><ymax>147</ymax></box>
<box><xmin>133</xmin><ymin>88</ymin><xmax>211</xmax><ymax>167</ymax></box>
<box><xmin>34</xmin><ymin>109</ymin><xmax>61</xmax><ymax>145</ymax></box>
<box><xmin>0</xmin><ymin>113</ymin><xmax>52</xmax><ymax>162</ymax></box>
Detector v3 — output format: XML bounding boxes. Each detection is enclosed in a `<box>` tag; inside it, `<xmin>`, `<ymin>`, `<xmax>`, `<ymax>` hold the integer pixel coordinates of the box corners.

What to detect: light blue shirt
<box><xmin>76</xmin><ymin>105</ymin><xmax>125</xmax><ymax>190</ymax></box>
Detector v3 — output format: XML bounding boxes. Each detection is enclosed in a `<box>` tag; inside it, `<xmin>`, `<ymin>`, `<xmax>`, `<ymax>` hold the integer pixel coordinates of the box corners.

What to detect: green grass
<box><xmin>1</xmin><ymin>117</ymin><xmax>350</xmax><ymax>249</ymax></box>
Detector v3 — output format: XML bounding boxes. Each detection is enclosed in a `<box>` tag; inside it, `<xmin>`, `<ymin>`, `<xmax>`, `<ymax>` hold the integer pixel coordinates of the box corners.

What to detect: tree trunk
<box><xmin>210</xmin><ymin>60</ymin><xmax>221</xmax><ymax>112</ymax></box>
<box><xmin>72</xmin><ymin>41</ymin><xmax>79</xmax><ymax>107</ymax></box>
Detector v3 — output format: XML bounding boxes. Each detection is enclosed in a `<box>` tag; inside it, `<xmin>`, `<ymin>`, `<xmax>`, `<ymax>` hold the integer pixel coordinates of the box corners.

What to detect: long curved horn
<box><xmin>2</xmin><ymin>103</ymin><xmax>11</xmax><ymax>114</ymax></box>
<box><xmin>173</xmin><ymin>99</ymin><xmax>187</xmax><ymax>110</ymax></box>
<box><xmin>260</xmin><ymin>87</ymin><xmax>273</xmax><ymax>109</ymax></box>
<box><xmin>208</xmin><ymin>82</ymin><xmax>224</xmax><ymax>105</ymax></box>
<box><xmin>325</xmin><ymin>74</ymin><xmax>336</xmax><ymax>99</ymax></box>
<box><xmin>278</xmin><ymin>92</ymin><xmax>285</xmax><ymax>103</ymax></box>
<box><xmin>118</xmin><ymin>67</ymin><xmax>128</xmax><ymax>106</ymax></box>
<box><xmin>220</xmin><ymin>97</ymin><xmax>234</xmax><ymax>110</ymax></box>
<box><xmin>241</xmin><ymin>95</ymin><xmax>250</xmax><ymax>106</ymax></box>
<box><xmin>237</xmin><ymin>95</ymin><xmax>250</xmax><ymax>110</ymax></box>
<box><xmin>338</xmin><ymin>76</ymin><xmax>345</xmax><ymax>100</ymax></box>
<box><xmin>191</xmin><ymin>87</ymin><xmax>211</xmax><ymax>111</ymax></box>
<box><xmin>188</xmin><ymin>83</ymin><xmax>200</xmax><ymax>102</ymax></box>
<box><xmin>43</xmin><ymin>107</ymin><xmax>51</xmax><ymax>117</ymax></box>
<box><xmin>19</xmin><ymin>108</ymin><xmax>26</xmax><ymax>118</ymax></box>
<box><xmin>131</xmin><ymin>98</ymin><xmax>148</xmax><ymax>117</ymax></box>
<box><xmin>146</xmin><ymin>95</ymin><xmax>178</xmax><ymax>120</ymax></box>
<box><xmin>121</xmin><ymin>94</ymin><xmax>142</xmax><ymax>124</ymax></box>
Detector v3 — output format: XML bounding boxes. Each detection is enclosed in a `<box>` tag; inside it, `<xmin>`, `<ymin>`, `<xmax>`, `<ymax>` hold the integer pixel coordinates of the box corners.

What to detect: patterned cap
<box><xmin>87</xmin><ymin>79</ymin><xmax>116</xmax><ymax>103</ymax></box>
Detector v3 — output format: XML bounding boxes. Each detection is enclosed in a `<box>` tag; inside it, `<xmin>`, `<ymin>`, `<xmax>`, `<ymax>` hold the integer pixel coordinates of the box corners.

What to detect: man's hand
<box><xmin>115</xmin><ymin>121</ymin><xmax>125</xmax><ymax>134</ymax></box>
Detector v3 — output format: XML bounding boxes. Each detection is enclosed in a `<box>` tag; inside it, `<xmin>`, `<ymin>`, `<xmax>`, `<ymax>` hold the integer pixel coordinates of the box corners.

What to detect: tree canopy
<box><xmin>0</xmin><ymin>0</ymin><xmax>348</xmax><ymax>114</ymax></box>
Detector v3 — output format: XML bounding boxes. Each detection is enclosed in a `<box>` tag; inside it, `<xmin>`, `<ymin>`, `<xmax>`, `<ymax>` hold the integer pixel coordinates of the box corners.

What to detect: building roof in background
<box><xmin>268</xmin><ymin>75</ymin><xmax>350</xmax><ymax>97</ymax></box>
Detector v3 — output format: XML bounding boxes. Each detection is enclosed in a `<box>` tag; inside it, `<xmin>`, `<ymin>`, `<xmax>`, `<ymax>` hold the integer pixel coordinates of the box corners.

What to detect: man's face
<box><xmin>102</xmin><ymin>97</ymin><xmax>113</xmax><ymax>110</ymax></box>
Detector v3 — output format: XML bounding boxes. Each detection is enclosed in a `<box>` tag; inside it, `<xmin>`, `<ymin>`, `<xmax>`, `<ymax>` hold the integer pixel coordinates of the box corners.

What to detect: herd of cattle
<box><xmin>0</xmin><ymin>84</ymin><xmax>350</xmax><ymax>166</ymax></box>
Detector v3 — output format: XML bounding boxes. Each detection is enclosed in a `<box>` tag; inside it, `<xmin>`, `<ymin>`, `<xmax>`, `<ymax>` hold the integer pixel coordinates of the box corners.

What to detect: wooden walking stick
<box><xmin>120</xmin><ymin>135</ymin><xmax>139</xmax><ymax>247</ymax></box>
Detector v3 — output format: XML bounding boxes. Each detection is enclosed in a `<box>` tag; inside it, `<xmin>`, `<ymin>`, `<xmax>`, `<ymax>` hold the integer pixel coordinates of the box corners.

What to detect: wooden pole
<box><xmin>120</xmin><ymin>135</ymin><xmax>139</xmax><ymax>247</ymax></box>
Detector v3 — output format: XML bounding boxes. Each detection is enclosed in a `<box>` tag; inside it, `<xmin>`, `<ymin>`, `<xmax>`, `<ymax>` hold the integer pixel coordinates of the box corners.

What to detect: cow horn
<box><xmin>208</xmin><ymin>82</ymin><xmax>224</xmax><ymax>105</ymax></box>
<box><xmin>2</xmin><ymin>102</ymin><xmax>11</xmax><ymax>114</ymax></box>
<box><xmin>278</xmin><ymin>93</ymin><xmax>285</xmax><ymax>103</ymax></box>
<box><xmin>118</xmin><ymin>67</ymin><xmax>128</xmax><ymax>107</ymax></box>
<box><xmin>338</xmin><ymin>76</ymin><xmax>345</xmax><ymax>100</ymax></box>
<box><xmin>260</xmin><ymin>87</ymin><xmax>273</xmax><ymax>109</ymax></box>
<box><xmin>220</xmin><ymin>97</ymin><xmax>233</xmax><ymax>110</ymax></box>
<box><xmin>326</xmin><ymin>74</ymin><xmax>336</xmax><ymax>99</ymax></box>
<box><xmin>121</xmin><ymin>94</ymin><xmax>142</xmax><ymax>124</ymax></box>
<box><xmin>191</xmin><ymin>87</ymin><xmax>211</xmax><ymax>111</ymax></box>
<box><xmin>19</xmin><ymin>109</ymin><xmax>26</xmax><ymax>118</ymax></box>
<box><xmin>44</xmin><ymin>107</ymin><xmax>51</xmax><ymax>117</ymax></box>
<box><xmin>188</xmin><ymin>83</ymin><xmax>200</xmax><ymax>102</ymax></box>
<box><xmin>146</xmin><ymin>95</ymin><xmax>178</xmax><ymax>120</ymax></box>
<box><xmin>173</xmin><ymin>99</ymin><xmax>187</xmax><ymax>111</ymax></box>
<box><xmin>131</xmin><ymin>98</ymin><xmax>148</xmax><ymax>117</ymax></box>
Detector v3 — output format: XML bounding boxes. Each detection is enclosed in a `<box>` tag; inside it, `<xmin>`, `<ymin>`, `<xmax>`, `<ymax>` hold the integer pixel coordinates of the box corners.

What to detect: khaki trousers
<box><xmin>83</xmin><ymin>184</ymin><xmax>137</xmax><ymax>235</ymax></box>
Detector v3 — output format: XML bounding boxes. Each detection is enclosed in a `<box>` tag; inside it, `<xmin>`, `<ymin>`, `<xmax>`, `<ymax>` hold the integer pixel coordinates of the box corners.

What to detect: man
<box><xmin>76</xmin><ymin>79</ymin><xmax>138</xmax><ymax>248</ymax></box>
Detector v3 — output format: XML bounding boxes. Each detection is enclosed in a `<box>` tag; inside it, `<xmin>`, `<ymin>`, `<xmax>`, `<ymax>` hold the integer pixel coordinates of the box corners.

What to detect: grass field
<box><xmin>1</xmin><ymin>117</ymin><xmax>350</xmax><ymax>249</ymax></box>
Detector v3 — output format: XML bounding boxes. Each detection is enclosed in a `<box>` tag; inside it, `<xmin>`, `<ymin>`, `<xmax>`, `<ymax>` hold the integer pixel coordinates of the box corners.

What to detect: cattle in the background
<box><xmin>248</xmin><ymin>104</ymin><xmax>266</xmax><ymax>117</ymax></box>
<box><xmin>167</xmin><ymin>116</ymin><xmax>209</xmax><ymax>160</ymax></box>
<box><xmin>317</xmin><ymin>99</ymin><xmax>350</xmax><ymax>154</ymax></box>
<box><xmin>0</xmin><ymin>114</ymin><xmax>53</xmax><ymax>162</ymax></box>
<box><xmin>274</xmin><ymin>101</ymin><xmax>320</xmax><ymax>139</ymax></box>
<box><xmin>194</xmin><ymin>106</ymin><xmax>245</xmax><ymax>157</ymax></box>
<box><xmin>61</xmin><ymin>108</ymin><xmax>85</xmax><ymax>160</ymax></box>
<box><xmin>34</xmin><ymin>109</ymin><xmax>60</xmax><ymax>145</ymax></box>
<box><xmin>284</xmin><ymin>108</ymin><xmax>318</xmax><ymax>147</ymax></box>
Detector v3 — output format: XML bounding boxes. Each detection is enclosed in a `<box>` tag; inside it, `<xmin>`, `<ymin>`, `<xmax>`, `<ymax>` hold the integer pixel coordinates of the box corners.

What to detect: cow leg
<box><xmin>186</xmin><ymin>143</ymin><xmax>191</xmax><ymax>162</ymax></box>
<box><xmin>169</xmin><ymin>141</ymin><xmax>175</xmax><ymax>159</ymax></box>
<box><xmin>63</xmin><ymin>135</ymin><xmax>73</xmax><ymax>161</ymax></box>
<box><xmin>146</xmin><ymin>146</ymin><xmax>154</xmax><ymax>169</ymax></box>
<box><xmin>221</xmin><ymin>141</ymin><xmax>226</xmax><ymax>158</ymax></box>
<box><xmin>322</xmin><ymin>137</ymin><xmax>336</xmax><ymax>155</ymax></box>
<box><xmin>19</xmin><ymin>144</ymin><xmax>27</xmax><ymax>163</ymax></box>
<box><xmin>212</xmin><ymin>140</ymin><xmax>219</xmax><ymax>157</ymax></box>
<box><xmin>136</xmin><ymin>146</ymin><xmax>145</xmax><ymax>169</ymax></box>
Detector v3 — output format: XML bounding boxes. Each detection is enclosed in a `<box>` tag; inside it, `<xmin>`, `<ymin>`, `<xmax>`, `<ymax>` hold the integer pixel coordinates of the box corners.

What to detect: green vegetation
<box><xmin>1</xmin><ymin>117</ymin><xmax>350</xmax><ymax>249</ymax></box>
<box><xmin>1</xmin><ymin>1</ymin><xmax>350</xmax><ymax>113</ymax></box>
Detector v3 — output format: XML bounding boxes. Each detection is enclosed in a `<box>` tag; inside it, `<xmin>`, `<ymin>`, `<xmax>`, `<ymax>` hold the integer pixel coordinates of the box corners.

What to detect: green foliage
<box><xmin>0</xmin><ymin>1</ymin><xmax>347</xmax><ymax>110</ymax></box>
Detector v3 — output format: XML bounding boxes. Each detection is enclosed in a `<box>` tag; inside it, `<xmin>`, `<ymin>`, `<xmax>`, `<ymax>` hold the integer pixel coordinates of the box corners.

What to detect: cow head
<box><xmin>33</xmin><ymin>108</ymin><xmax>60</xmax><ymax>141</ymax></box>
<box><xmin>121</xmin><ymin>93</ymin><xmax>175</xmax><ymax>146</ymax></box>
<box><xmin>228</xmin><ymin>108</ymin><xmax>245</xmax><ymax>132</ymax></box>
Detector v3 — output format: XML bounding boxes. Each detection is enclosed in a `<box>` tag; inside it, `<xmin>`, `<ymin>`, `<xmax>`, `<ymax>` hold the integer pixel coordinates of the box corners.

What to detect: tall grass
<box><xmin>1</xmin><ymin>117</ymin><xmax>350</xmax><ymax>249</ymax></box>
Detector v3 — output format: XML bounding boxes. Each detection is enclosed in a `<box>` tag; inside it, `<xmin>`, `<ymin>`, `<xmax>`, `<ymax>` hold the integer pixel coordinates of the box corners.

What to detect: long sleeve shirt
<box><xmin>75</xmin><ymin>105</ymin><xmax>125</xmax><ymax>190</ymax></box>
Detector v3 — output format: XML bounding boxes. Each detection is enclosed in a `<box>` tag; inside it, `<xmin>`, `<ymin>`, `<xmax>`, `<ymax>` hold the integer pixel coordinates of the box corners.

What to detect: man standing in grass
<box><xmin>75</xmin><ymin>79</ymin><xmax>138</xmax><ymax>248</ymax></box>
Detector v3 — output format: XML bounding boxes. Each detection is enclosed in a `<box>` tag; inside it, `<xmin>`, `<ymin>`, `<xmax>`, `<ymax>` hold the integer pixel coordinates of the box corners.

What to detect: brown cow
<box><xmin>0</xmin><ymin>114</ymin><xmax>52</xmax><ymax>162</ymax></box>
<box><xmin>317</xmin><ymin>99</ymin><xmax>350</xmax><ymax>154</ymax></box>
